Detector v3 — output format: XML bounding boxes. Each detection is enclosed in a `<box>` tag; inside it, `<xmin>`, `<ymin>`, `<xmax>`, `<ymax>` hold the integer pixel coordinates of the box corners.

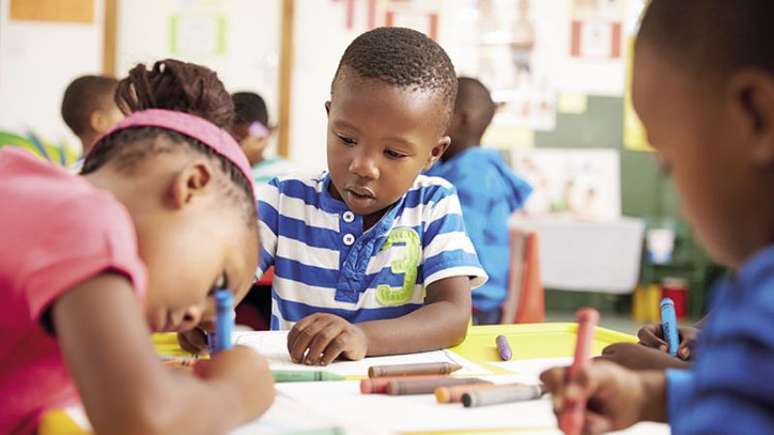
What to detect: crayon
<box><xmin>211</xmin><ymin>289</ymin><xmax>234</xmax><ymax>354</ymax></box>
<box><xmin>559</xmin><ymin>307</ymin><xmax>599</xmax><ymax>435</ymax></box>
<box><xmin>385</xmin><ymin>377</ymin><xmax>489</xmax><ymax>395</ymax></box>
<box><xmin>271</xmin><ymin>370</ymin><xmax>346</xmax><ymax>383</ymax></box>
<box><xmin>361</xmin><ymin>375</ymin><xmax>441</xmax><ymax>394</ymax></box>
<box><xmin>461</xmin><ymin>383</ymin><xmax>545</xmax><ymax>408</ymax></box>
<box><xmin>368</xmin><ymin>362</ymin><xmax>462</xmax><ymax>378</ymax></box>
<box><xmin>496</xmin><ymin>335</ymin><xmax>512</xmax><ymax>361</ymax></box>
<box><xmin>435</xmin><ymin>382</ymin><xmax>498</xmax><ymax>403</ymax></box>
<box><xmin>660</xmin><ymin>297</ymin><xmax>679</xmax><ymax>357</ymax></box>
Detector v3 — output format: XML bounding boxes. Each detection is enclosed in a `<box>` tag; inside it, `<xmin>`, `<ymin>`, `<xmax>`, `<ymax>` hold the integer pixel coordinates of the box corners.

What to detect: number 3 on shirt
<box><xmin>376</xmin><ymin>227</ymin><xmax>421</xmax><ymax>306</ymax></box>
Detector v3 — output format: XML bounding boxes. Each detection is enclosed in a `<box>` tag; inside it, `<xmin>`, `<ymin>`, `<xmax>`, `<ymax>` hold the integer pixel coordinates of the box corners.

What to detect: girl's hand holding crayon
<box><xmin>193</xmin><ymin>346</ymin><xmax>275</xmax><ymax>422</ymax></box>
<box><xmin>637</xmin><ymin>324</ymin><xmax>699</xmax><ymax>360</ymax></box>
<box><xmin>540</xmin><ymin>361</ymin><xmax>667</xmax><ymax>435</ymax></box>
<box><xmin>287</xmin><ymin>313</ymin><xmax>368</xmax><ymax>366</ymax></box>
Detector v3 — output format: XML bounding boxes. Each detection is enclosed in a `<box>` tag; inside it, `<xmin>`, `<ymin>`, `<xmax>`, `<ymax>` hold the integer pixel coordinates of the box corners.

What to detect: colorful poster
<box><xmin>510</xmin><ymin>148</ymin><xmax>622</xmax><ymax>220</ymax></box>
<box><xmin>470</xmin><ymin>0</ymin><xmax>557</xmax><ymax>131</ymax></box>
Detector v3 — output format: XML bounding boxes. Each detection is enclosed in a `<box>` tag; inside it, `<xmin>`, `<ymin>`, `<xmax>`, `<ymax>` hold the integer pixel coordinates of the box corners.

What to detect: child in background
<box><xmin>231</xmin><ymin>91</ymin><xmax>295</xmax><ymax>185</ymax></box>
<box><xmin>0</xmin><ymin>59</ymin><xmax>274</xmax><ymax>434</ymax></box>
<box><xmin>60</xmin><ymin>75</ymin><xmax>124</xmax><ymax>171</ymax></box>
<box><xmin>183</xmin><ymin>27</ymin><xmax>487</xmax><ymax>364</ymax></box>
<box><xmin>426</xmin><ymin>77</ymin><xmax>532</xmax><ymax>324</ymax></box>
<box><xmin>541</xmin><ymin>1</ymin><xmax>774</xmax><ymax>434</ymax></box>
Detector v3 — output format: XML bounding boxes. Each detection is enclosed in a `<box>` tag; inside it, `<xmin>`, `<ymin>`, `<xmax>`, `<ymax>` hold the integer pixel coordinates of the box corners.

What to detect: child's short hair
<box><xmin>61</xmin><ymin>75</ymin><xmax>119</xmax><ymax>136</ymax></box>
<box><xmin>81</xmin><ymin>59</ymin><xmax>255</xmax><ymax>224</ymax></box>
<box><xmin>232</xmin><ymin>92</ymin><xmax>269</xmax><ymax>127</ymax></box>
<box><xmin>639</xmin><ymin>0</ymin><xmax>774</xmax><ymax>77</ymax></box>
<box><xmin>331</xmin><ymin>27</ymin><xmax>457</xmax><ymax>131</ymax></box>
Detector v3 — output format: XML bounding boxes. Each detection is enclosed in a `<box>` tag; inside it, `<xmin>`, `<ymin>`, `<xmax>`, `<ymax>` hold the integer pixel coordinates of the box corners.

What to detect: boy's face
<box><xmin>632</xmin><ymin>45</ymin><xmax>767</xmax><ymax>267</ymax></box>
<box><xmin>326</xmin><ymin>71</ymin><xmax>449</xmax><ymax>217</ymax></box>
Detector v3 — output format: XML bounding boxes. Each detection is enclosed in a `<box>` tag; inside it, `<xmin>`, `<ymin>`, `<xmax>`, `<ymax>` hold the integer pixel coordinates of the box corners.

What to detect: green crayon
<box><xmin>272</xmin><ymin>370</ymin><xmax>347</xmax><ymax>383</ymax></box>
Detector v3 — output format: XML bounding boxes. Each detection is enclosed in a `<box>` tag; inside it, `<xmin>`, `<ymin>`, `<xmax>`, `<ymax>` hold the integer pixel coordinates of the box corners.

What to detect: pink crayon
<box><xmin>559</xmin><ymin>307</ymin><xmax>599</xmax><ymax>435</ymax></box>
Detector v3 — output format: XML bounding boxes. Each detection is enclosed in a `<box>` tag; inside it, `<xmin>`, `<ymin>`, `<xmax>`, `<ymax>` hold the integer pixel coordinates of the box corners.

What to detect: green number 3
<box><xmin>376</xmin><ymin>227</ymin><xmax>421</xmax><ymax>306</ymax></box>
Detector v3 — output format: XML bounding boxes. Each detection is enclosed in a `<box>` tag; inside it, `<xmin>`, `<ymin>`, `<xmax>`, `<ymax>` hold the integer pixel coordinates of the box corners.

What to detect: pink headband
<box><xmin>95</xmin><ymin>109</ymin><xmax>254</xmax><ymax>197</ymax></box>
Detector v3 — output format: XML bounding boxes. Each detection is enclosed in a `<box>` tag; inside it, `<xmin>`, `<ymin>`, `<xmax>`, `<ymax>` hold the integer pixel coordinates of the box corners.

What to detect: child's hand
<box><xmin>178</xmin><ymin>327</ymin><xmax>209</xmax><ymax>354</ymax></box>
<box><xmin>597</xmin><ymin>342</ymin><xmax>691</xmax><ymax>370</ymax></box>
<box><xmin>287</xmin><ymin>313</ymin><xmax>368</xmax><ymax>366</ymax></box>
<box><xmin>193</xmin><ymin>346</ymin><xmax>275</xmax><ymax>422</ymax></box>
<box><xmin>637</xmin><ymin>324</ymin><xmax>699</xmax><ymax>360</ymax></box>
<box><xmin>540</xmin><ymin>361</ymin><xmax>667</xmax><ymax>434</ymax></box>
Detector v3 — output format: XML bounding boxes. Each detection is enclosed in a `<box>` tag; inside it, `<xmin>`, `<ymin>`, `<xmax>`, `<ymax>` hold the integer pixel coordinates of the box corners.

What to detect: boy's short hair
<box><xmin>232</xmin><ymin>92</ymin><xmax>269</xmax><ymax>126</ymax></box>
<box><xmin>61</xmin><ymin>75</ymin><xmax>119</xmax><ymax>136</ymax></box>
<box><xmin>331</xmin><ymin>27</ymin><xmax>458</xmax><ymax>131</ymax></box>
<box><xmin>639</xmin><ymin>0</ymin><xmax>774</xmax><ymax>78</ymax></box>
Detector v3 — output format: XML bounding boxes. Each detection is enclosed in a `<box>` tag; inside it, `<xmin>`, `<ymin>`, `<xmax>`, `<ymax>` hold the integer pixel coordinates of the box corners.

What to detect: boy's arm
<box><xmin>287</xmin><ymin>276</ymin><xmax>470</xmax><ymax>365</ymax></box>
<box><xmin>53</xmin><ymin>273</ymin><xmax>274</xmax><ymax>435</ymax></box>
<box><xmin>359</xmin><ymin>275</ymin><xmax>471</xmax><ymax>354</ymax></box>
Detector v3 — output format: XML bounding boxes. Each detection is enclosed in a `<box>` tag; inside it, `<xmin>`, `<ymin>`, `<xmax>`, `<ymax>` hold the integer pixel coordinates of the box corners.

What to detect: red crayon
<box><xmin>559</xmin><ymin>307</ymin><xmax>599</xmax><ymax>435</ymax></box>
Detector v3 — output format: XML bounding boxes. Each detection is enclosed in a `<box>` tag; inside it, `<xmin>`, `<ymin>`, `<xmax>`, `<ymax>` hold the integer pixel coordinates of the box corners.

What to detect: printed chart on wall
<box><xmin>470</xmin><ymin>0</ymin><xmax>558</xmax><ymax>132</ymax></box>
<box><xmin>510</xmin><ymin>148</ymin><xmax>621</xmax><ymax>220</ymax></box>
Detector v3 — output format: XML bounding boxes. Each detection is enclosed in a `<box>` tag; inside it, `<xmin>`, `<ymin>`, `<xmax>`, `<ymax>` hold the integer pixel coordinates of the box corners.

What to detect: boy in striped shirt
<box><xmin>257</xmin><ymin>27</ymin><xmax>488</xmax><ymax>365</ymax></box>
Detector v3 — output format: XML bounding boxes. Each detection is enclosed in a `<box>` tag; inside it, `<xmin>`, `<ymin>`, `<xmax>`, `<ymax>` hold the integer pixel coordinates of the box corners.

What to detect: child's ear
<box><xmin>89</xmin><ymin>110</ymin><xmax>110</xmax><ymax>134</ymax></box>
<box><xmin>424</xmin><ymin>136</ymin><xmax>451</xmax><ymax>170</ymax></box>
<box><xmin>730</xmin><ymin>70</ymin><xmax>774</xmax><ymax>168</ymax></box>
<box><xmin>169</xmin><ymin>161</ymin><xmax>214</xmax><ymax>209</ymax></box>
<box><xmin>325</xmin><ymin>101</ymin><xmax>331</xmax><ymax>117</ymax></box>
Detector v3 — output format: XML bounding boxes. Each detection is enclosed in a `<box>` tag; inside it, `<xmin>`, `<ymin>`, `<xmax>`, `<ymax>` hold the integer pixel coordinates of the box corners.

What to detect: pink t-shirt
<box><xmin>0</xmin><ymin>149</ymin><xmax>147</xmax><ymax>434</ymax></box>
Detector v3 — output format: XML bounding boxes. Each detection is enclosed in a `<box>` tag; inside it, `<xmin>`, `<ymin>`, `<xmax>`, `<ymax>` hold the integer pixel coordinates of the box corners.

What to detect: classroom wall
<box><xmin>0</xmin><ymin>0</ymin><xmax>104</xmax><ymax>149</ymax></box>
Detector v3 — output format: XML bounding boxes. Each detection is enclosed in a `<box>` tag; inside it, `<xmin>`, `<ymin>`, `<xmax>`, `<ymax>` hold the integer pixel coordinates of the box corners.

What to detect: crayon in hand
<box><xmin>210</xmin><ymin>289</ymin><xmax>234</xmax><ymax>355</ymax></box>
<box><xmin>559</xmin><ymin>307</ymin><xmax>599</xmax><ymax>435</ymax></box>
<box><xmin>660</xmin><ymin>297</ymin><xmax>679</xmax><ymax>357</ymax></box>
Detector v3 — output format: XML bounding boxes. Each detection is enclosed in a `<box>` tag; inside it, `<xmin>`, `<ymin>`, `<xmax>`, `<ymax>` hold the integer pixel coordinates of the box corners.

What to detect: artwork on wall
<box><xmin>510</xmin><ymin>148</ymin><xmax>622</xmax><ymax>220</ymax></box>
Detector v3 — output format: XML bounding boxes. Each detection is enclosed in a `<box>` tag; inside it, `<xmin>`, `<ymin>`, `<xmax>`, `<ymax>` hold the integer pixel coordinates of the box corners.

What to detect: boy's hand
<box><xmin>178</xmin><ymin>327</ymin><xmax>209</xmax><ymax>354</ymax></box>
<box><xmin>287</xmin><ymin>313</ymin><xmax>367</xmax><ymax>366</ymax></box>
<box><xmin>540</xmin><ymin>361</ymin><xmax>667</xmax><ymax>435</ymax></box>
<box><xmin>637</xmin><ymin>324</ymin><xmax>699</xmax><ymax>360</ymax></box>
<box><xmin>598</xmin><ymin>342</ymin><xmax>691</xmax><ymax>370</ymax></box>
<box><xmin>193</xmin><ymin>346</ymin><xmax>275</xmax><ymax>422</ymax></box>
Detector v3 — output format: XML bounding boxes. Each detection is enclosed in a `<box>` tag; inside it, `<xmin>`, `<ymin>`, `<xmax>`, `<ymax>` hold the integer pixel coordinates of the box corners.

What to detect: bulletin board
<box><xmin>10</xmin><ymin>0</ymin><xmax>94</xmax><ymax>23</ymax></box>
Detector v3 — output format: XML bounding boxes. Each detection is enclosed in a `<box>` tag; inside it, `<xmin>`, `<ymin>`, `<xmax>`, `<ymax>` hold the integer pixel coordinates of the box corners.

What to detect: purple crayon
<box><xmin>496</xmin><ymin>335</ymin><xmax>512</xmax><ymax>361</ymax></box>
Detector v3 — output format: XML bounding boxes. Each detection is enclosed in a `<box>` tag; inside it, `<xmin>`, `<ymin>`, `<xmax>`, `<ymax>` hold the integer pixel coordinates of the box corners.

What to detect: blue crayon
<box><xmin>660</xmin><ymin>297</ymin><xmax>679</xmax><ymax>357</ymax></box>
<box><xmin>211</xmin><ymin>289</ymin><xmax>234</xmax><ymax>354</ymax></box>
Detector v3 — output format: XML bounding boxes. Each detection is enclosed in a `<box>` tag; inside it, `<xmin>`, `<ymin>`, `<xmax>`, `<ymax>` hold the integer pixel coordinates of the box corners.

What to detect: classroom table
<box><xmin>40</xmin><ymin>324</ymin><xmax>671</xmax><ymax>435</ymax></box>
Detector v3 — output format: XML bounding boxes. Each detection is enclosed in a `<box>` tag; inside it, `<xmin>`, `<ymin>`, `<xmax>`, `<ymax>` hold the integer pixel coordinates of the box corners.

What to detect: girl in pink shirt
<box><xmin>0</xmin><ymin>59</ymin><xmax>274</xmax><ymax>434</ymax></box>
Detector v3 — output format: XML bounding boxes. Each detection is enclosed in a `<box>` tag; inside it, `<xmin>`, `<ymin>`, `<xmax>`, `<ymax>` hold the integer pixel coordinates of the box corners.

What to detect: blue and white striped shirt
<box><xmin>256</xmin><ymin>172</ymin><xmax>488</xmax><ymax>330</ymax></box>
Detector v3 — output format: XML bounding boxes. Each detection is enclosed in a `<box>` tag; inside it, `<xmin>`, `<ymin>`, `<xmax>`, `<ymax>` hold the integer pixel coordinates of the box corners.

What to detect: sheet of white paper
<box><xmin>234</xmin><ymin>331</ymin><xmax>491</xmax><ymax>377</ymax></box>
<box><xmin>490</xmin><ymin>357</ymin><xmax>575</xmax><ymax>384</ymax></box>
<box><xmin>230</xmin><ymin>392</ymin><xmax>375</xmax><ymax>435</ymax></box>
<box><xmin>271</xmin><ymin>361</ymin><xmax>669</xmax><ymax>435</ymax></box>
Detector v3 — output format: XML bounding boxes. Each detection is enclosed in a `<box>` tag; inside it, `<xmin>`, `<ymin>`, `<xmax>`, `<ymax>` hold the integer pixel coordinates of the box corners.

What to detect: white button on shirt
<box><xmin>342</xmin><ymin>211</ymin><xmax>355</xmax><ymax>223</ymax></box>
<box><xmin>343</xmin><ymin>234</ymin><xmax>355</xmax><ymax>246</ymax></box>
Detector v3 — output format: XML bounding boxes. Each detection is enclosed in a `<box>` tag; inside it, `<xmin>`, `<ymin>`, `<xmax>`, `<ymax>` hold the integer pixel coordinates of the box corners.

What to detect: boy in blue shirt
<box><xmin>176</xmin><ymin>28</ymin><xmax>490</xmax><ymax>364</ymax></box>
<box><xmin>541</xmin><ymin>1</ymin><xmax>774</xmax><ymax>434</ymax></box>
<box><xmin>427</xmin><ymin>77</ymin><xmax>532</xmax><ymax>324</ymax></box>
